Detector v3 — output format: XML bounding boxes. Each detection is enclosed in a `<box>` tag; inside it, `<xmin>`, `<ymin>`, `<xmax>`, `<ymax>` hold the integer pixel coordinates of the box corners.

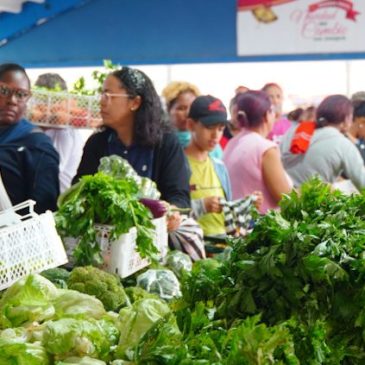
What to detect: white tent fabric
<box><xmin>0</xmin><ymin>0</ymin><xmax>44</xmax><ymax>14</ymax></box>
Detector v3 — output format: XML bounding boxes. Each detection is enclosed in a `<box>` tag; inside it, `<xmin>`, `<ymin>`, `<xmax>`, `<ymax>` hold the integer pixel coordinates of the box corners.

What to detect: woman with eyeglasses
<box><xmin>0</xmin><ymin>63</ymin><xmax>60</xmax><ymax>213</ymax></box>
<box><xmin>73</xmin><ymin>67</ymin><xmax>190</xmax><ymax>230</ymax></box>
<box><xmin>223</xmin><ymin>90</ymin><xmax>292</xmax><ymax>214</ymax></box>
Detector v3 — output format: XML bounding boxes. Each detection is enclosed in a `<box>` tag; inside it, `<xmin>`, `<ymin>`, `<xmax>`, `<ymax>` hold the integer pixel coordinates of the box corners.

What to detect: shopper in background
<box><xmin>348</xmin><ymin>92</ymin><xmax>365</xmax><ymax>163</ymax></box>
<box><xmin>162</xmin><ymin>81</ymin><xmax>223</xmax><ymax>159</ymax></box>
<box><xmin>185</xmin><ymin>94</ymin><xmax>263</xmax><ymax>235</ymax></box>
<box><xmin>351</xmin><ymin>91</ymin><xmax>365</xmax><ymax>107</ymax></box>
<box><xmin>347</xmin><ymin>100</ymin><xmax>365</xmax><ymax>164</ymax></box>
<box><xmin>280</xmin><ymin>94</ymin><xmax>365</xmax><ymax>190</ymax></box>
<box><xmin>73</xmin><ymin>66</ymin><xmax>190</xmax><ymax>231</ymax></box>
<box><xmin>224</xmin><ymin>90</ymin><xmax>292</xmax><ymax>214</ymax></box>
<box><xmin>0</xmin><ymin>63</ymin><xmax>59</xmax><ymax>213</ymax></box>
<box><xmin>34</xmin><ymin>73</ymin><xmax>85</xmax><ymax>193</ymax></box>
<box><xmin>220</xmin><ymin>87</ymin><xmax>249</xmax><ymax>149</ymax></box>
<box><xmin>185</xmin><ymin>95</ymin><xmax>232</xmax><ymax>236</ymax></box>
<box><xmin>287</xmin><ymin>106</ymin><xmax>317</xmax><ymax>123</ymax></box>
<box><xmin>262</xmin><ymin>82</ymin><xmax>291</xmax><ymax>144</ymax></box>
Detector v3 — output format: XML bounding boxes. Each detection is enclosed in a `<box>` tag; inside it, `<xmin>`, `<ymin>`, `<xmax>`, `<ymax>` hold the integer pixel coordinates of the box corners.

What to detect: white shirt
<box><xmin>45</xmin><ymin>128</ymin><xmax>85</xmax><ymax>193</ymax></box>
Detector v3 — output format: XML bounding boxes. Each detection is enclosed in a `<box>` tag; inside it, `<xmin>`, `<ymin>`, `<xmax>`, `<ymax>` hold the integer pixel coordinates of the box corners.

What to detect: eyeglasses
<box><xmin>99</xmin><ymin>91</ymin><xmax>131</xmax><ymax>102</ymax></box>
<box><xmin>0</xmin><ymin>82</ymin><xmax>31</xmax><ymax>102</ymax></box>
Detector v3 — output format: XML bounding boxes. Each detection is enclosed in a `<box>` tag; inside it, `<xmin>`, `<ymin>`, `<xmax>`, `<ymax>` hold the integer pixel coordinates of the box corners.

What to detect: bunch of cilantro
<box><xmin>56</xmin><ymin>172</ymin><xmax>158</xmax><ymax>266</ymax></box>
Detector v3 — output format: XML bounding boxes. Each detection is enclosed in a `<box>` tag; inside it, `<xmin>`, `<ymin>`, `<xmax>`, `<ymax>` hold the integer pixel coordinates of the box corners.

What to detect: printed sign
<box><xmin>237</xmin><ymin>0</ymin><xmax>364</xmax><ymax>56</ymax></box>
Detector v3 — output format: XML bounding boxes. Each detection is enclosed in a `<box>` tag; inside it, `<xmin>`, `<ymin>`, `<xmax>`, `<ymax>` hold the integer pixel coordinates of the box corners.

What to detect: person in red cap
<box><xmin>185</xmin><ymin>95</ymin><xmax>262</xmax><ymax>236</ymax></box>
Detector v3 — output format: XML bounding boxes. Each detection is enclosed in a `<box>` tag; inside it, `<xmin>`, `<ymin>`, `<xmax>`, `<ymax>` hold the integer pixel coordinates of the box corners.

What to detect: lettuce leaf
<box><xmin>0</xmin><ymin>274</ymin><xmax>58</xmax><ymax>328</ymax></box>
<box><xmin>0</xmin><ymin>337</ymin><xmax>49</xmax><ymax>365</ymax></box>
<box><xmin>52</xmin><ymin>289</ymin><xmax>106</xmax><ymax>320</ymax></box>
<box><xmin>55</xmin><ymin>356</ymin><xmax>106</xmax><ymax>364</ymax></box>
<box><xmin>42</xmin><ymin>317</ymin><xmax>118</xmax><ymax>361</ymax></box>
<box><xmin>116</xmin><ymin>298</ymin><xmax>170</xmax><ymax>360</ymax></box>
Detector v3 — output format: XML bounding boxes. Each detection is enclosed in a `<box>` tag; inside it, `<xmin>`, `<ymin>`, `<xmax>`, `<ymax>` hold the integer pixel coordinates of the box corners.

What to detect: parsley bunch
<box><xmin>56</xmin><ymin>172</ymin><xmax>158</xmax><ymax>266</ymax></box>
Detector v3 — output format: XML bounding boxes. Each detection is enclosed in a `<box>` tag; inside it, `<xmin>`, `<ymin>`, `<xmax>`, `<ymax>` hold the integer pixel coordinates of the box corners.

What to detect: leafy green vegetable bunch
<box><xmin>56</xmin><ymin>172</ymin><xmax>158</xmax><ymax>266</ymax></box>
<box><xmin>133</xmin><ymin>308</ymin><xmax>299</xmax><ymax>364</ymax></box>
<box><xmin>214</xmin><ymin>178</ymin><xmax>365</xmax><ymax>362</ymax></box>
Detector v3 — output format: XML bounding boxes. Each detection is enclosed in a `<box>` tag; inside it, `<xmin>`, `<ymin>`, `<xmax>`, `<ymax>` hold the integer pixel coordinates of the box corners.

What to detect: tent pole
<box><xmin>345</xmin><ymin>60</ymin><xmax>351</xmax><ymax>98</ymax></box>
<box><xmin>166</xmin><ymin>65</ymin><xmax>172</xmax><ymax>85</ymax></box>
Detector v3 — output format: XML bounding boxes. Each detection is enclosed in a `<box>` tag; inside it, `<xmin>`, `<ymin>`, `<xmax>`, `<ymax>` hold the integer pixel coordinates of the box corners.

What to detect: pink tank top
<box><xmin>223</xmin><ymin>130</ymin><xmax>278</xmax><ymax>214</ymax></box>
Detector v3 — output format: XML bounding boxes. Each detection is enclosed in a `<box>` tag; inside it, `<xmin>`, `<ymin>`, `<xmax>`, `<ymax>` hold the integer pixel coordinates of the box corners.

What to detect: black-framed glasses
<box><xmin>0</xmin><ymin>82</ymin><xmax>31</xmax><ymax>102</ymax></box>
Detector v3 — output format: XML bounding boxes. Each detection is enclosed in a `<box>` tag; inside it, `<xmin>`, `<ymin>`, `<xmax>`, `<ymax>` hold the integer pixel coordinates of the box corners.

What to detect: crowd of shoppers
<box><xmin>2</xmin><ymin>61</ymin><xmax>365</xmax><ymax>259</ymax></box>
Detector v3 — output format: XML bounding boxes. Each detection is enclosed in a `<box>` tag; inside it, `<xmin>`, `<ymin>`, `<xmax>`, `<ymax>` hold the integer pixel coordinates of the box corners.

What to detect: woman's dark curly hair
<box><xmin>111</xmin><ymin>67</ymin><xmax>166</xmax><ymax>147</ymax></box>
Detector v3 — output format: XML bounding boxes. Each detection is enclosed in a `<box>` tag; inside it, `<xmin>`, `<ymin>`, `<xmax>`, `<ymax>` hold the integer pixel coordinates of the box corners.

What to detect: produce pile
<box><xmin>27</xmin><ymin>60</ymin><xmax>117</xmax><ymax>129</ymax></box>
<box><xmin>56</xmin><ymin>156</ymin><xmax>162</xmax><ymax>266</ymax></box>
<box><xmin>2</xmin><ymin>178</ymin><xmax>365</xmax><ymax>364</ymax></box>
<box><xmin>27</xmin><ymin>90</ymin><xmax>102</xmax><ymax>128</ymax></box>
<box><xmin>178</xmin><ymin>178</ymin><xmax>365</xmax><ymax>364</ymax></box>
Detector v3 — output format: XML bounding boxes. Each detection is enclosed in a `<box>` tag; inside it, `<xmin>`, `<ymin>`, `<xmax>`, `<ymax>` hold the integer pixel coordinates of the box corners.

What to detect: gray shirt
<box><xmin>280</xmin><ymin>125</ymin><xmax>365</xmax><ymax>190</ymax></box>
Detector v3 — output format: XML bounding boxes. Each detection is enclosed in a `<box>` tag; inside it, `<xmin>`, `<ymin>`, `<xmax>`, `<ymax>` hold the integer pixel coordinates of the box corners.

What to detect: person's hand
<box><xmin>158</xmin><ymin>201</ymin><xmax>182</xmax><ymax>232</ymax></box>
<box><xmin>252</xmin><ymin>191</ymin><xmax>264</xmax><ymax>210</ymax></box>
<box><xmin>204</xmin><ymin>196</ymin><xmax>222</xmax><ymax>213</ymax></box>
<box><xmin>165</xmin><ymin>204</ymin><xmax>182</xmax><ymax>232</ymax></box>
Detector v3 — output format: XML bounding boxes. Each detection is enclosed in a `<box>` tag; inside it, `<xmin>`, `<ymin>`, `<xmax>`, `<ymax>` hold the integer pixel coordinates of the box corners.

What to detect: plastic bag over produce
<box><xmin>165</xmin><ymin>251</ymin><xmax>193</xmax><ymax>278</ymax></box>
<box><xmin>137</xmin><ymin>269</ymin><xmax>181</xmax><ymax>300</ymax></box>
<box><xmin>98</xmin><ymin>155</ymin><xmax>160</xmax><ymax>199</ymax></box>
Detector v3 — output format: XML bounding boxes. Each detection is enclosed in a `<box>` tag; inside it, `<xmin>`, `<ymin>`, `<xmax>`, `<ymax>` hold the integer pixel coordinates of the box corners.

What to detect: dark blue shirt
<box><xmin>107</xmin><ymin>131</ymin><xmax>154</xmax><ymax>178</ymax></box>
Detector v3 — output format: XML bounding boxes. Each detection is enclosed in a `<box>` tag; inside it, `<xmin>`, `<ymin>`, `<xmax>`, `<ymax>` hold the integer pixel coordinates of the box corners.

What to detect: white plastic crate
<box><xmin>0</xmin><ymin>200</ymin><xmax>68</xmax><ymax>291</ymax></box>
<box><xmin>64</xmin><ymin>217</ymin><xmax>168</xmax><ymax>278</ymax></box>
<box><xmin>97</xmin><ymin>216</ymin><xmax>168</xmax><ymax>278</ymax></box>
<box><xmin>26</xmin><ymin>89</ymin><xmax>102</xmax><ymax>129</ymax></box>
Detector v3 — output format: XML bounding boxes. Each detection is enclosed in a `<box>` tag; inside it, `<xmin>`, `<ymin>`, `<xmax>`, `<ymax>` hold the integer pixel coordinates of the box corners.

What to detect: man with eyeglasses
<box><xmin>0</xmin><ymin>63</ymin><xmax>59</xmax><ymax>213</ymax></box>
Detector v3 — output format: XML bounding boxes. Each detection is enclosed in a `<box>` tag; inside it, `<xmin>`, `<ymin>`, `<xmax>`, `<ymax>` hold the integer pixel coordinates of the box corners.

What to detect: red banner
<box><xmin>308</xmin><ymin>0</ymin><xmax>360</xmax><ymax>21</ymax></box>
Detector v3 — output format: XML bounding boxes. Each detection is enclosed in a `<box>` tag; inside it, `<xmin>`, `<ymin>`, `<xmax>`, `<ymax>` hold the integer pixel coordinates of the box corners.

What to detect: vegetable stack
<box><xmin>56</xmin><ymin>172</ymin><xmax>157</xmax><ymax>266</ymax></box>
<box><xmin>178</xmin><ymin>178</ymin><xmax>365</xmax><ymax>363</ymax></box>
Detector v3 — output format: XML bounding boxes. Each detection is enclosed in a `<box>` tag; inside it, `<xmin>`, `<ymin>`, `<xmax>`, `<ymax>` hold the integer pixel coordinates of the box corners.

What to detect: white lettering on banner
<box><xmin>237</xmin><ymin>0</ymin><xmax>364</xmax><ymax>56</ymax></box>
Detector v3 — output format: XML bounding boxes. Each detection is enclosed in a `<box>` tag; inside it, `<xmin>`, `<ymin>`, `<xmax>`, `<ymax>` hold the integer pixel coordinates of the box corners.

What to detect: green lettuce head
<box><xmin>0</xmin><ymin>337</ymin><xmax>49</xmax><ymax>365</ymax></box>
<box><xmin>43</xmin><ymin>317</ymin><xmax>119</xmax><ymax>361</ymax></box>
<box><xmin>116</xmin><ymin>298</ymin><xmax>170</xmax><ymax>360</ymax></box>
<box><xmin>0</xmin><ymin>274</ymin><xmax>58</xmax><ymax>328</ymax></box>
<box><xmin>52</xmin><ymin>289</ymin><xmax>106</xmax><ymax>320</ymax></box>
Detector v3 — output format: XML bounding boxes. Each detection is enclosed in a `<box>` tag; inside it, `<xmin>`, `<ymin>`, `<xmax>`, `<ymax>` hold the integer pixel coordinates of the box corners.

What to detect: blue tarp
<box><xmin>0</xmin><ymin>0</ymin><xmax>365</xmax><ymax>68</ymax></box>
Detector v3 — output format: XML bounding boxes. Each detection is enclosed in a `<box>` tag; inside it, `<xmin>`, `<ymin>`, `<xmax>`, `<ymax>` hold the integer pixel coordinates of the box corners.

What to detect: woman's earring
<box><xmin>130</xmin><ymin>107</ymin><xmax>135</xmax><ymax>111</ymax></box>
